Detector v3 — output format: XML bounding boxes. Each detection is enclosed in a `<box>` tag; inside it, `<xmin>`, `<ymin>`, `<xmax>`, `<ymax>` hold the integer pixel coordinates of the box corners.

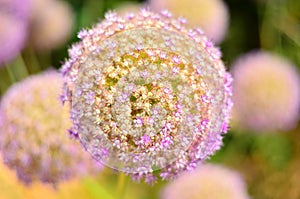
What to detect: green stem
<box><xmin>5</xmin><ymin>55</ymin><xmax>28</xmax><ymax>81</ymax></box>
<box><xmin>258</xmin><ymin>0</ymin><xmax>273</xmax><ymax>49</ymax></box>
<box><xmin>23</xmin><ymin>45</ymin><xmax>42</xmax><ymax>73</ymax></box>
<box><xmin>5</xmin><ymin>64</ymin><xmax>17</xmax><ymax>84</ymax></box>
<box><xmin>14</xmin><ymin>54</ymin><xmax>29</xmax><ymax>78</ymax></box>
<box><xmin>39</xmin><ymin>50</ymin><xmax>52</xmax><ymax>70</ymax></box>
<box><xmin>3</xmin><ymin>53</ymin><xmax>30</xmax><ymax>85</ymax></box>
<box><xmin>258</xmin><ymin>0</ymin><xmax>284</xmax><ymax>51</ymax></box>
<box><xmin>0</xmin><ymin>64</ymin><xmax>15</xmax><ymax>94</ymax></box>
<box><xmin>116</xmin><ymin>173</ymin><xmax>128</xmax><ymax>199</ymax></box>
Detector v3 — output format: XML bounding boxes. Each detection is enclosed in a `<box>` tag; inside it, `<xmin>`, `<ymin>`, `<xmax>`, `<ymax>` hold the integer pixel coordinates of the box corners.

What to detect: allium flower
<box><xmin>162</xmin><ymin>164</ymin><xmax>250</xmax><ymax>199</ymax></box>
<box><xmin>231</xmin><ymin>51</ymin><xmax>300</xmax><ymax>132</ymax></box>
<box><xmin>0</xmin><ymin>71</ymin><xmax>101</xmax><ymax>185</ymax></box>
<box><xmin>61</xmin><ymin>10</ymin><xmax>232</xmax><ymax>183</ymax></box>
<box><xmin>0</xmin><ymin>0</ymin><xmax>30</xmax><ymax>64</ymax></box>
<box><xmin>148</xmin><ymin>0</ymin><xmax>229</xmax><ymax>44</ymax></box>
<box><xmin>29</xmin><ymin>0</ymin><xmax>74</xmax><ymax>50</ymax></box>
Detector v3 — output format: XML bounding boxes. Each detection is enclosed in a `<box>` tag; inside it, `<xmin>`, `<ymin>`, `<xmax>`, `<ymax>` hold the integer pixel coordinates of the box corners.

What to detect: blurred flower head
<box><xmin>0</xmin><ymin>0</ymin><xmax>30</xmax><ymax>64</ymax></box>
<box><xmin>148</xmin><ymin>0</ymin><xmax>229</xmax><ymax>44</ymax></box>
<box><xmin>0</xmin><ymin>13</ymin><xmax>27</xmax><ymax>65</ymax></box>
<box><xmin>29</xmin><ymin>0</ymin><xmax>74</xmax><ymax>50</ymax></box>
<box><xmin>0</xmin><ymin>71</ymin><xmax>101</xmax><ymax>185</ymax></box>
<box><xmin>0</xmin><ymin>0</ymin><xmax>31</xmax><ymax>19</ymax></box>
<box><xmin>231</xmin><ymin>51</ymin><xmax>300</xmax><ymax>133</ymax></box>
<box><xmin>61</xmin><ymin>9</ymin><xmax>232</xmax><ymax>183</ymax></box>
<box><xmin>162</xmin><ymin>163</ymin><xmax>250</xmax><ymax>199</ymax></box>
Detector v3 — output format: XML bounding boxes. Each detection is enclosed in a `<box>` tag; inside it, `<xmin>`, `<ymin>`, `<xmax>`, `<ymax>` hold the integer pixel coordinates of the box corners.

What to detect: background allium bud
<box><xmin>162</xmin><ymin>164</ymin><xmax>250</xmax><ymax>199</ymax></box>
<box><xmin>29</xmin><ymin>0</ymin><xmax>74</xmax><ymax>50</ymax></box>
<box><xmin>148</xmin><ymin>0</ymin><xmax>229</xmax><ymax>44</ymax></box>
<box><xmin>231</xmin><ymin>51</ymin><xmax>300</xmax><ymax>132</ymax></box>
<box><xmin>0</xmin><ymin>71</ymin><xmax>101</xmax><ymax>185</ymax></box>
<box><xmin>61</xmin><ymin>10</ymin><xmax>232</xmax><ymax>183</ymax></box>
<box><xmin>0</xmin><ymin>0</ymin><xmax>30</xmax><ymax>64</ymax></box>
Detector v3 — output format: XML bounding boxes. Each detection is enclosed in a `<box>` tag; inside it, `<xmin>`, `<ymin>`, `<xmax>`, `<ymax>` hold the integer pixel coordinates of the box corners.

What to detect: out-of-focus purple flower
<box><xmin>0</xmin><ymin>71</ymin><xmax>102</xmax><ymax>185</ymax></box>
<box><xmin>0</xmin><ymin>0</ymin><xmax>31</xmax><ymax>19</ymax></box>
<box><xmin>29</xmin><ymin>0</ymin><xmax>74</xmax><ymax>50</ymax></box>
<box><xmin>0</xmin><ymin>0</ymin><xmax>31</xmax><ymax>64</ymax></box>
<box><xmin>231</xmin><ymin>51</ymin><xmax>300</xmax><ymax>133</ymax></box>
<box><xmin>0</xmin><ymin>13</ymin><xmax>27</xmax><ymax>65</ymax></box>
<box><xmin>61</xmin><ymin>9</ymin><xmax>232</xmax><ymax>183</ymax></box>
<box><xmin>148</xmin><ymin>0</ymin><xmax>229</xmax><ymax>44</ymax></box>
<box><xmin>162</xmin><ymin>163</ymin><xmax>250</xmax><ymax>199</ymax></box>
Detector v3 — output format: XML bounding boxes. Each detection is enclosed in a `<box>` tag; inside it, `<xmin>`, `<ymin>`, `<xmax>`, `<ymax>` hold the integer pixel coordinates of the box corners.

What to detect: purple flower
<box><xmin>231</xmin><ymin>51</ymin><xmax>300</xmax><ymax>133</ymax></box>
<box><xmin>61</xmin><ymin>9</ymin><xmax>232</xmax><ymax>183</ymax></box>
<box><xmin>0</xmin><ymin>0</ymin><xmax>31</xmax><ymax>64</ymax></box>
<box><xmin>162</xmin><ymin>164</ymin><xmax>250</xmax><ymax>199</ymax></box>
<box><xmin>0</xmin><ymin>0</ymin><xmax>31</xmax><ymax>19</ymax></box>
<box><xmin>0</xmin><ymin>71</ymin><xmax>101</xmax><ymax>185</ymax></box>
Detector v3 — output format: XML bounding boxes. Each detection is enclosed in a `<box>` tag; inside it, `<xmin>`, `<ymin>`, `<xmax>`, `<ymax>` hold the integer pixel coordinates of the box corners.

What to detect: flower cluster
<box><xmin>0</xmin><ymin>71</ymin><xmax>101</xmax><ymax>185</ymax></box>
<box><xmin>61</xmin><ymin>9</ymin><xmax>232</xmax><ymax>183</ymax></box>
<box><xmin>162</xmin><ymin>164</ymin><xmax>250</xmax><ymax>199</ymax></box>
<box><xmin>231</xmin><ymin>51</ymin><xmax>300</xmax><ymax>132</ymax></box>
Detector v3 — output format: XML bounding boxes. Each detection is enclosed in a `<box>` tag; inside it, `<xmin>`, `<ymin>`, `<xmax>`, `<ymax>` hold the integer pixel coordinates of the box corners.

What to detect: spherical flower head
<box><xmin>162</xmin><ymin>163</ymin><xmax>250</xmax><ymax>199</ymax></box>
<box><xmin>29</xmin><ymin>0</ymin><xmax>74</xmax><ymax>50</ymax></box>
<box><xmin>61</xmin><ymin>9</ymin><xmax>232</xmax><ymax>183</ymax></box>
<box><xmin>148</xmin><ymin>0</ymin><xmax>229</xmax><ymax>44</ymax></box>
<box><xmin>231</xmin><ymin>51</ymin><xmax>300</xmax><ymax>133</ymax></box>
<box><xmin>0</xmin><ymin>71</ymin><xmax>101</xmax><ymax>185</ymax></box>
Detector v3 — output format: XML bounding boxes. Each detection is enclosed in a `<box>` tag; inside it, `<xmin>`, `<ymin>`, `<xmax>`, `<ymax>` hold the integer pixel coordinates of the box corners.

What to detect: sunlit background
<box><xmin>0</xmin><ymin>0</ymin><xmax>300</xmax><ymax>198</ymax></box>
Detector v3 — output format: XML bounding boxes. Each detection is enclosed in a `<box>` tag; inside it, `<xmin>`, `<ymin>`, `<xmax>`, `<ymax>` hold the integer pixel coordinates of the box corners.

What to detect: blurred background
<box><xmin>0</xmin><ymin>0</ymin><xmax>300</xmax><ymax>198</ymax></box>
